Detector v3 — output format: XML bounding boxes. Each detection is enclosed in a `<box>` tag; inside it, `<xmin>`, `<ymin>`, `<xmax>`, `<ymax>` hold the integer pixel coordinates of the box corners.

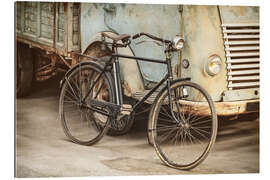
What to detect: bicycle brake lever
<box><xmin>135</xmin><ymin>40</ymin><xmax>163</xmax><ymax>46</ymax></box>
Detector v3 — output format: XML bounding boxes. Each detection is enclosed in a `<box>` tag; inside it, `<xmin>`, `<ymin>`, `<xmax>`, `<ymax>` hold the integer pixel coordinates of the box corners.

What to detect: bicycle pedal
<box><xmin>120</xmin><ymin>104</ymin><xmax>132</xmax><ymax>115</ymax></box>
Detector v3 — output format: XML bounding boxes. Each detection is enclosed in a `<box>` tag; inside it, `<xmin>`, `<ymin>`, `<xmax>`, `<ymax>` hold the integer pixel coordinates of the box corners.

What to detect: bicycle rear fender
<box><xmin>59</xmin><ymin>60</ymin><xmax>113</xmax><ymax>90</ymax></box>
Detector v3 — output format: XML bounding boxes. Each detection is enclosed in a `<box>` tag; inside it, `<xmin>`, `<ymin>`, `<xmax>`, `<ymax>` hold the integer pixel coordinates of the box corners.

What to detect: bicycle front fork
<box><xmin>166</xmin><ymin>57</ymin><xmax>182</xmax><ymax>124</ymax></box>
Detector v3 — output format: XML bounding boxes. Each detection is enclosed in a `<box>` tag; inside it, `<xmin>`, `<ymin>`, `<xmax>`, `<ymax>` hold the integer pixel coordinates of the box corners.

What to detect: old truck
<box><xmin>16</xmin><ymin>2</ymin><xmax>259</xmax><ymax>133</ymax></box>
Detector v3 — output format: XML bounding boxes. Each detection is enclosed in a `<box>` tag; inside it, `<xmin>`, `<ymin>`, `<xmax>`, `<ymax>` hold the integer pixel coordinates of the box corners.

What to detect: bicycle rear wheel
<box><xmin>151</xmin><ymin>81</ymin><xmax>217</xmax><ymax>170</ymax></box>
<box><xmin>59</xmin><ymin>63</ymin><xmax>114</xmax><ymax>145</ymax></box>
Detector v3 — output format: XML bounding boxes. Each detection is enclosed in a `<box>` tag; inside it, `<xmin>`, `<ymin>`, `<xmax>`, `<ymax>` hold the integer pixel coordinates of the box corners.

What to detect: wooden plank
<box><xmin>222</xmin><ymin>23</ymin><xmax>259</xmax><ymax>27</ymax></box>
<box><xmin>225</xmin><ymin>46</ymin><xmax>259</xmax><ymax>51</ymax></box>
<box><xmin>16</xmin><ymin>3</ymin><xmax>22</xmax><ymax>31</ymax></box>
<box><xmin>226</xmin><ymin>52</ymin><xmax>260</xmax><ymax>57</ymax></box>
<box><xmin>58</xmin><ymin>15</ymin><xmax>65</xmax><ymax>29</ymax></box>
<box><xmin>228</xmin><ymin>64</ymin><xmax>259</xmax><ymax>69</ymax></box>
<box><xmin>223</xmin><ymin>29</ymin><xmax>259</xmax><ymax>33</ymax></box>
<box><xmin>225</xmin><ymin>40</ymin><xmax>259</xmax><ymax>45</ymax></box>
<box><xmin>40</xmin><ymin>24</ymin><xmax>53</xmax><ymax>39</ymax></box>
<box><xmin>20</xmin><ymin>2</ymin><xmax>25</xmax><ymax>33</ymax></box>
<box><xmin>228</xmin><ymin>82</ymin><xmax>259</xmax><ymax>88</ymax></box>
<box><xmin>41</xmin><ymin>16</ymin><xmax>54</xmax><ymax>26</ymax></box>
<box><xmin>228</xmin><ymin>69</ymin><xmax>259</xmax><ymax>76</ymax></box>
<box><xmin>227</xmin><ymin>58</ymin><xmax>260</xmax><ymax>63</ymax></box>
<box><xmin>224</xmin><ymin>34</ymin><xmax>260</xmax><ymax>39</ymax></box>
<box><xmin>36</xmin><ymin>2</ymin><xmax>41</xmax><ymax>38</ymax></box>
<box><xmin>228</xmin><ymin>76</ymin><xmax>259</xmax><ymax>81</ymax></box>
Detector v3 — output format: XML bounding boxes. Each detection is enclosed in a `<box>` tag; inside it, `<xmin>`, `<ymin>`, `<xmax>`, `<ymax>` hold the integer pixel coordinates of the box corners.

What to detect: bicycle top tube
<box><xmin>112</xmin><ymin>53</ymin><xmax>167</xmax><ymax>64</ymax></box>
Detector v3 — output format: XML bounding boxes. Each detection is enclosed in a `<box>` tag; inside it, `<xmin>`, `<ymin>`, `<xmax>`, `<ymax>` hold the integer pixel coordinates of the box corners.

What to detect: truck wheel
<box><xmin>83</xmin><ymin>41</ymin><xmax>135</xmax><ymax>136</ymax></box>
<box><xmin>16</xmin><ymin>43</ymin><xmax>33</xmax><ymax>97</ymax></box>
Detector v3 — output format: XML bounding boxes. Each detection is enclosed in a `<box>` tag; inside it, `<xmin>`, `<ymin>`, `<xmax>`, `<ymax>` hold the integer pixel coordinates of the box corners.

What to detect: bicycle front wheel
<box><xmin>59</xmin><ymin>63</ymin><xmax>115</xmax><ymax>145</ymax></box>
<box><xmin>151</xmin><ymin>81</ymin><xmax>217</xmax><ymax>170</ymax></box>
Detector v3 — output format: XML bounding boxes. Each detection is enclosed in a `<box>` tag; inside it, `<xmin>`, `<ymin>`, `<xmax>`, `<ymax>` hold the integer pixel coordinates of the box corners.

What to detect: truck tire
<box><xmin>16</xmin><ymin>43</ymin><xmax>33</xmax><ymax>97</ymax></box>
<box><xmin>83</xmin><ymin>41</ymin><xmax>135</xmax><ymax>136</ymax></box>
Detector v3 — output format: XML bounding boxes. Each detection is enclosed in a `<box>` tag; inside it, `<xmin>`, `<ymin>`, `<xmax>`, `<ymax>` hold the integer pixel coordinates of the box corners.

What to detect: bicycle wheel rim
<box><xmin>152</xmin><ymin>81</ymin><xmax>217</xmax><ymax>169</ymax></box>
<box><xmin>59</xmin><ymin>64</ymin><xmax>113</xmax><ymax>145</ymax></box>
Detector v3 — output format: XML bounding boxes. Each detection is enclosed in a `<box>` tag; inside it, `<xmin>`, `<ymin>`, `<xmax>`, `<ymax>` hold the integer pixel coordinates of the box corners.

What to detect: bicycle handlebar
<box><xmin>132</xmin><ymin>32</ymin><xmax>171</xmax><ymax>44</ymax></box>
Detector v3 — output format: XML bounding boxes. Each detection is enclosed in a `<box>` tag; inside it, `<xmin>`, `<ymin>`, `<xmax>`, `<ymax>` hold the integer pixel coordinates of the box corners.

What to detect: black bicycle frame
<box><xmin>114</xmin><ymin>53</ymin><xmax>168</xmax><ymax>110</ymax></box>
<box><xmin>79</xmin><ymin>47</ymin><xmax>182</xmax><ymax>123</ymax></box>
<box><xmin>115</xmin><ymin>52</ymin><xmax>181</xmax><ymax>122</ymax></box>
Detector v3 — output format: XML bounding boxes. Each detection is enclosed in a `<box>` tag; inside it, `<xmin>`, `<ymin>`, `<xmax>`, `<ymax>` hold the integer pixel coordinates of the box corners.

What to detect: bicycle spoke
<box><xmin>65</xmin><ymin>77</ymin><xmax>80</xmax><ymax>101</ymax></box>
<box><xmin>60</xmin><ymin>64</ymin><xmax>113</xmax><ymax>145</ymax></box>
<box><xmin>94</xmin><ymin>79</ymin><xmax>105</xmax><ymax>99</ymax></box>
<box><xmin>191</xmin><ymin>126</ymin><xmax>210</xmax><ymax>140</ymax></box>
<box><xmin>160</xmin><ymin>106</ymin><xmax>173</xmax><ymax>119</ymax></box>
<box><xmin>191</xmin><ymin>118</ymin><xmax>212</xmax><ymax>126</ymax></box>
<box><xmin>155</xmin><ymin>125</ymin><xmax>179</xmax><ymax>132</ymax></box>
<box><xmin>152</xmin><ymin>81</ymin><xmax>217</xmax><ymax>169</ymax></box>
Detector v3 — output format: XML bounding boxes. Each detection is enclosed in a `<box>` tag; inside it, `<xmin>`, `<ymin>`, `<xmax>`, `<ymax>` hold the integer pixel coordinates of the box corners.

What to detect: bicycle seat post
<box><xmin>110</xmin><ymin>38</ymin><xmax>124</xmax><ymax>106</ymax></box>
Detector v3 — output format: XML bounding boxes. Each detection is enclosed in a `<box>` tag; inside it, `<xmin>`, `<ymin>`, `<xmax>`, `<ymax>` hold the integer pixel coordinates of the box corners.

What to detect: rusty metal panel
<box><xmin>82</xmin><ymin>32</ymin><xmax>145</xmax><ymax>95</ymax></box>
<box><xmin>80</xmin><ymin>3</ymin><xmax>181</xmax><ymax>83</ymax></box>
<box><xmin>181</xmin><ymin>5</ymin><xmax>227</xmax><ymax>101</ymax></box>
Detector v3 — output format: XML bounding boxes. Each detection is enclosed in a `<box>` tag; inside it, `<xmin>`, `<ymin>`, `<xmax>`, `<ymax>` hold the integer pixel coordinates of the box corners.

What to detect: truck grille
<box><xmin>222</xmin><ymin>23</ymin><xmax>260</xmax><ymax>90</ymax></box>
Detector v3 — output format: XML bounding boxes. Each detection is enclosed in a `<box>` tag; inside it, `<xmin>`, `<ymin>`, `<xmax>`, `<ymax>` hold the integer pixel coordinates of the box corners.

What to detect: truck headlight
<box><xmin>205</xmin><ymin>55</ymin><xmax>222</xmax><ymax>76</ymax></box>
<box><xmin>172</xmin><ymin>35</ymin><xmax>184</xmax><ymax>50</ymax></box>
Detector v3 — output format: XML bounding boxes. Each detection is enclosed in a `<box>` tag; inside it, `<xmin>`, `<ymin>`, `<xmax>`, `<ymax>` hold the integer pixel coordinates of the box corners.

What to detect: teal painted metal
<box><xmin>80</xmin><ymin>3</ymin><xmax>181</xmax><ymax>83</ymax></box>
<box><xmin>16</xmin><ymin>2</ymin><xmax>260</xmax><ymax>106</ymax></box>
<box><xmin>223</xmin><ymin>88</ymin><xmax>259</xmax><ymax>102</ymax></box>
<box><xmin>219</xmin><ymin>6</ymin><xmax>259</xmax><ymax>24</ymax></box>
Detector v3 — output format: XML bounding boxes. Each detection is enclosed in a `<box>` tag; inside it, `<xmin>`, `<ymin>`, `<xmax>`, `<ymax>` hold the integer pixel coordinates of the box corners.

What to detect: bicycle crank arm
<box><xmin>83</xmin><ymin>104</ymin><xmax>112</xmax><ymax>117</ymax></box>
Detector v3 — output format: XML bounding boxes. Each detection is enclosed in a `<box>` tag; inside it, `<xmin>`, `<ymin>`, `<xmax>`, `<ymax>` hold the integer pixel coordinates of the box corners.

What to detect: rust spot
<box><xmin>82</xmin><ymin>41</ymin><xmax>112</xmax><ymax>61</ymax></box>
<box><xmin>122</xmin><ymin>81</ymin><xmax>132</xmax><ymax>97</ymax></box>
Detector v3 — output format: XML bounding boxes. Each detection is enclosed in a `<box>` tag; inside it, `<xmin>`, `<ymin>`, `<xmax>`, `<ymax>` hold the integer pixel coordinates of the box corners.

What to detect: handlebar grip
<box><xmin>133</xmin><ymin>32</ymin><xmax>171</xmax><ymax>43</ymax></box>
<box><xmin>132</xmin><ymin>33</ymin><xmax>141</xmax><ymax>39</ymax></box>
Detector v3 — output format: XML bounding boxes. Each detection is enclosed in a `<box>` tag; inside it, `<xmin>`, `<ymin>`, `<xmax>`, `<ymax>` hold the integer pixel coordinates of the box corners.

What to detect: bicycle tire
<box><xmin>59</xmin><ymin>62</ymin><xmax>115</xmax><ymax>145</ymax></box>
<box><xmin>150</xmin><ymin>80</ymin><xmax>217</xmax><ymax>170</ymax></box>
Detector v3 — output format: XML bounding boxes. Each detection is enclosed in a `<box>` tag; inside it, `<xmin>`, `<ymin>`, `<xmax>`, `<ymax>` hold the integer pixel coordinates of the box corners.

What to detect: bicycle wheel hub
<box><xmin>178</xmin><ymin>122</ymin><xmax>190</xmax><ymax>129</ymax></box>
<box><xmin>183</xmin><ymin>123</ymin><xmax>190</xmax><ymax>129</ymax></box>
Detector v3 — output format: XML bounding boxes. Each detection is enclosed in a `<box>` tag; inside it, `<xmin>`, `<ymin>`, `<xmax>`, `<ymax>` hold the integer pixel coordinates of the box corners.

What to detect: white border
<box><xmin>1</xmin><ymin>0</ymin><xmax>268</xmax><ymax>180</ymax></box>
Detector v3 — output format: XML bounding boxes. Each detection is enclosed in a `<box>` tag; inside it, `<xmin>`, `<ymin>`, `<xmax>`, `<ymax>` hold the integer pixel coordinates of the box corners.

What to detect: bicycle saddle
<box><xmin>101</xmin><ymin>32</ymin><xmax>131</xmax><ymax>43</ymax></box>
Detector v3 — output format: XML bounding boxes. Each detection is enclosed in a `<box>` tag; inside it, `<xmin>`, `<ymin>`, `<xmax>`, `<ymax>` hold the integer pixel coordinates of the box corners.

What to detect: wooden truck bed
<box><xmin>16</xmin><ymin>2</ymin><xmax>80</xmax><ymax>57</ymax></box>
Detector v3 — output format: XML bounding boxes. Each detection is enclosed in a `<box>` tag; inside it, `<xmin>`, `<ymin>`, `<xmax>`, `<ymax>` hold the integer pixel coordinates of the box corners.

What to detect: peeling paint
<box><xmin>80</xmin><ymin>3</ymin><xmax>181</xmax><ymax>82</ymax></box>
<box><xmin>181</xmin><ymin>5</ymin><xmax>227</xmax><ymax>101</ymax></box>
<box><xmin>16</xmin><ymin>2</ymin><xmax>260</xmax><ymax>113</ymax></box>
<box><xmin>219</xmin><ymin>6</ymin><xmax>259</xmax><ymax>24</ymax></box>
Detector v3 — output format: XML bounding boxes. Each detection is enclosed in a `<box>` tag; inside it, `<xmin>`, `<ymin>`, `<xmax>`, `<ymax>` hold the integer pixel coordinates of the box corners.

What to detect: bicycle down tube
<box><xmin>79</xmin><ymin>51</ymin><xmax>181</xmax><ymax>121</ymax></box>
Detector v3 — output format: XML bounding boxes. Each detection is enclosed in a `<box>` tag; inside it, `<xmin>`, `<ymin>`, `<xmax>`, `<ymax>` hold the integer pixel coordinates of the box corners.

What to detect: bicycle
<box><xmin>59</xmin><ymin>32</ymin><xmax>218</xmax><ymax>170</ymax></box>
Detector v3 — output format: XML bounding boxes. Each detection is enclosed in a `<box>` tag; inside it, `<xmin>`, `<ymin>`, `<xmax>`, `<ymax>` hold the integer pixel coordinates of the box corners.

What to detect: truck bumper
<box><xmin>176</xmin><ymin>99</ymin><xmax>259</xmax><ymax>116</ymax></box>
<box><xmin>214</xmin><ymin>99</ymin><xmax>259</xmax><ymax>116</ymax></box>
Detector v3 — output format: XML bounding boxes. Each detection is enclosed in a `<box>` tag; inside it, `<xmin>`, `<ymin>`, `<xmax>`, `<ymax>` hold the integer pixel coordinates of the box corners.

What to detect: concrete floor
<box><xmin>15</xmin><ymin>75</ymin><xmax>259</xmax><ymax>177</ymax></box>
